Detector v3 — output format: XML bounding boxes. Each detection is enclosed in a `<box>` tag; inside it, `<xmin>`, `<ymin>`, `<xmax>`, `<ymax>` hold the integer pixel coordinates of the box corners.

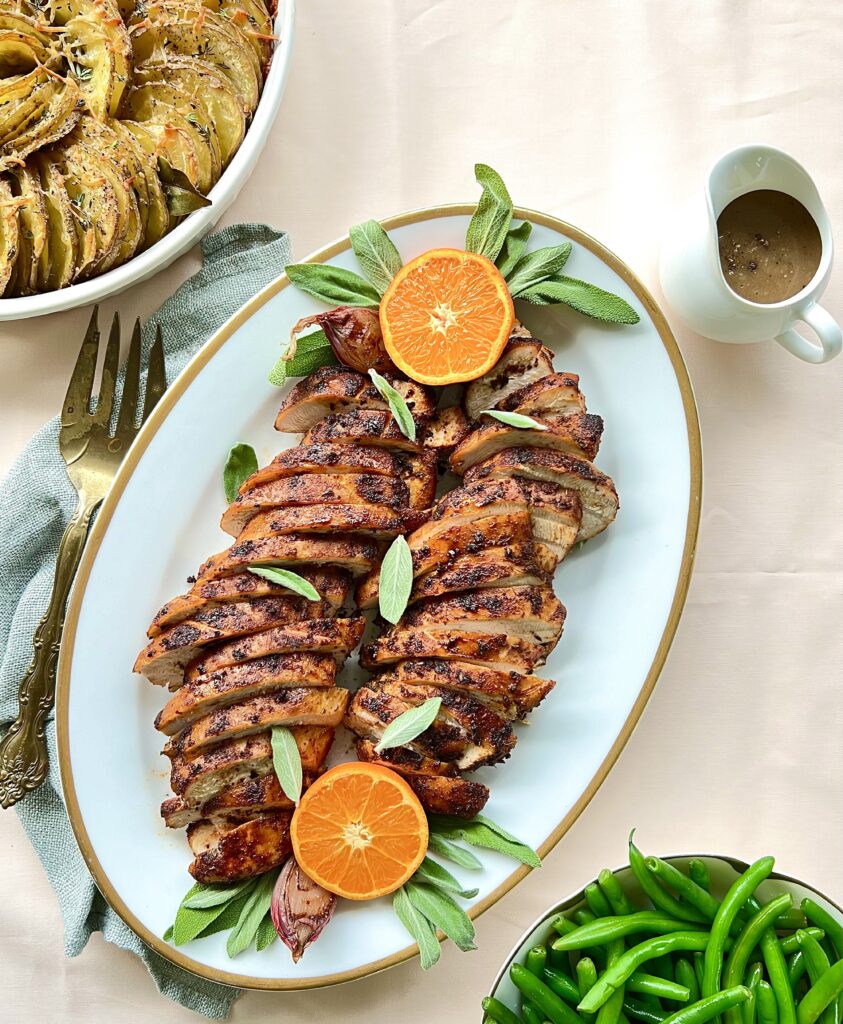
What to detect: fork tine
<box><xmin>142</xmin><ymin>324</ymin><xmax>166</xmax><ymax>422</ymax></box>
<box><xmin>93</xmin><ymin>313</ymin><xmax>121</xmax><ymax>428</ymax></box>
<box><xmin>62</xmin><ymin>307</ymin><xmax>100</xmax><ymax>424</ymax></box>
<box><xmin>115</xmin><ymin>318</ymin><xmax>142</xmax><ymax>438</ymax></box>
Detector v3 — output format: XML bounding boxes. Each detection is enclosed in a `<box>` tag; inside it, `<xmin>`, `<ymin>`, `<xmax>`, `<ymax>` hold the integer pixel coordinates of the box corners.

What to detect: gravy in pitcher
<box><xmin>717</xmin><ymin>189</ymin><xmax>821</xmax><ymax>304</ymax></box>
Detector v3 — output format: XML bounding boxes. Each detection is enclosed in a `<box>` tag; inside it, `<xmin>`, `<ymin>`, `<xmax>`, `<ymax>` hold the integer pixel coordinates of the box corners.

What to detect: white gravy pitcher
<box><xmin>660</xmin><ymin>145</ymin><xmax>841</xmax><ymax>363</ymax></box>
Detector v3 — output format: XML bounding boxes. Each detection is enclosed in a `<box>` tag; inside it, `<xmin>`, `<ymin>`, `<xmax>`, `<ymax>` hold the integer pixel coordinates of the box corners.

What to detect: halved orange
<box><xmin>380</xmin><ymin>247</ymin><xmax>515</xmax><ymax>385</ymax></box>
<box><xmin>290</xmin><ymin>762</ymin><xmax>428</xmax><ymax>901</ymax></box>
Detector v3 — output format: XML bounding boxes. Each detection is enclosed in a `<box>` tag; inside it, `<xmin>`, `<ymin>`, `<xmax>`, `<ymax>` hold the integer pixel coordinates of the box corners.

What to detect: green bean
<box><xmin>790</xmin><ymin>954</ymin><xmax>809</xmax><ymax>989</ymax></box>
<box><xmin>744</xmin><ymin>964</ymin><xmax>764</xmax><ymax>1024</ymax></box>
<box><xmin>554</xmin><ymin>914</ymin><xmax>708</xmax><ymax>952</ymax></box>
<box><xmin>758</xmin><ymin>983</ymin><xmax>779</xmax><ymax>1024</ymax></box>
<box><xmin>760</xmin><ymin>929</ymin><xmax>797</xmax><ymax>1024</ymax></box>
<box><xmin>694</xmin><ymin>956</ymin><xmax>705</xmax><ymax>991</ymax></box>
<box><xmin>576</xmin><ymin>909</ymin><xmax>598</xmax><ymax>927</ymax></box>
<box><xmin>600</xmin><ymin>870</ymin><xmax>638</xmax><ymax>916</ymax></box>
<box><xmin>627</xmin><ymin>973</ymin><xmax>691</xmax><ymax>1002</ymax></box>
<box><xmin>597</xmin><ymin>941</ymin><xmax>627</xmax><ymax>1024</ymax></box>
<box><xmin>527</xmin><ymin>946</ymin><xmax>549</xmax><ymax>977</ymax></box>
<box><xmin>689</xmin><ymin>861</ymin><xmax>711</xmax><ymax>893</ymax></box>
<box><xmin>796</xmin><ymin>932</ymin><xmax>839</xmax><ymax>1024</ymax></box>
<box><xmin>588</xmin><ymin>883</ymin><xmax>615</xmax><ymax>919</ymax></box>
<box><xmin>553</xmin><ymin>915</ymin><xmax>579</xmax><ymax>937</ymax></box>
<box><xmin>646</xmin><ymin>858</ymin><xmax>721</xmax><ymax>921</ymax></box>
<box><xmin>702</xmin><ymin>858</ymin><xmax>776</xmax><ymax>1002</ymax></box>
<box><xmin>549</xmin><ymin>943</ymin><xmax>573</xmax><ymax>970</ymax></box>
<box><xmin>723</xmin><ymin>894</ymin><xmax>794</xmax><ymax>1024</ymax></box>
<box><xmin>523</xmin><ymin>1003</ymin><xmax>545</xmax><ymax>1024</ymax></box>
<box><xmin>512</xmin><ymin>963</ymin><xmax>585</xmax><ymax>1024</ymax></box>
<box><xmin>653</xmin><ymin>956</ymin><xmax>676</xmax><ymax>984</ymax></box>
<box><xmin>742</xmin><ymin>901</ymin><xmax>807</xmax><ymax>934</ymax></box>
<box><xmin>797</xmin><ymin>962</ymin><xmax>843</xmax><ymax>1024</ymax></box>
<box><xmin>676</xmin><ymin>960</ymin><xmax>700</xmax><ymax>1004</ymax></box>
<box><xmin>658</xmin><ymin>990</ymin><xmax>751</xmax><ymax>1024</ymax></box>
<box><xmin>782</xmin><ymin>932</ymin><xmax>827</xmax><ymax>956</ymax></box>
<box><xmin>624</xmin><ymin>998</ymin><xmax>668</xmax><ymax>1023</ymax></box>
<box><xmin>802</xmin><ymin>902</ymin><xmax>843</xmax><ymax>961</ymax></box>
<box><xmin>629</xmin><ymin>838</ymin><xmax>708</xmax><ymax>924</ymax></box>
<box><xmin>578</xmin><ymin>959</ymin><xmax>599</xmax><ymax>1003</ymax></box>
<box><xmin>481</xmin><ymin>996</ymin><xmax>522</xmax><ymax>1024</ymax></box>
<box><xmin>579</xmin><ymin>933</ymin><xmax>712</xmax><ymax>1013</ymax></box>
<box><xmin>543</xmin><ymin>966</ymin><xmax>581</xmax><ymax>1005</ymax></box>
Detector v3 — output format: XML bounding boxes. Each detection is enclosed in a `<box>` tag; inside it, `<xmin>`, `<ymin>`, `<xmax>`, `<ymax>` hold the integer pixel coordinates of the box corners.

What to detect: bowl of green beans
<box><xmin>482</xmin><ymin>837</ymin><xmax>843</xmax><ymax>1024</ymax></box>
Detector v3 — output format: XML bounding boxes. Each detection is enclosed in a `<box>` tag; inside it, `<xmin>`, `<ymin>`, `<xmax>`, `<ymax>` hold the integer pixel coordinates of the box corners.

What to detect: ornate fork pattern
<box><xmin>0</xmin><ymin>309</ymin><xmax>166</xmax><ymax>809</ymax></box>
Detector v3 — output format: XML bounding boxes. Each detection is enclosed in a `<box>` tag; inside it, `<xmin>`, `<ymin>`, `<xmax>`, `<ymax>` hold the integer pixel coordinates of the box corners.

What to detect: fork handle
<box><xmin>0</xmin><ymin>499</ymin><xmax>98</xmax><ymax>809</ymax></box>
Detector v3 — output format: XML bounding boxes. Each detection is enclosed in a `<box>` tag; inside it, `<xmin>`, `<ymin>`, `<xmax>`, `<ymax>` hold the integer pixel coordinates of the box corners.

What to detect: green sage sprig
<box><xmin>248</xmin><ymin>565</ymin><xmax>321</xmax><ymax>602</ymax></box>
<box><xmin>368</xmin><ymin>368</ymin><xmax>417</xmax><ymax>441</ymax></box>
<box><xmin>515</xmin><ymin>274</ymin><xmax>641</xmax><ymax>323</ymax></box>
<box><xmin>267</xmin><ymin>328</ymin><xmax>338</xmax><ymax>387</ymax></box>
<box><xmin>285</xmin><ymin>263</ymin><xmax>380</xmax><ymax>308</ymax></box>
<box><xmin>378</xmin><ymin>534</ymin><xmax>413</xmax><ymax>624</ymax></box>
<box><xmin>480</xmin><ymin>409</ymin><xmax>549</xmax><ymax>431</ymax></box>
<box><xmin>495</xmin><ymin>221</ymin><xmax>533</xmax><ymax>279</ymax></box>
<box><xmin>465</xmin><ymin>163</ymin><xmax>513</xmax><ymax>262</ymax></box>
<box><xmin>428</xmin><ymin>813</ymin><xmax>541</xmax><ymax>868</ymax></box>
<box><xmin>349</xmin><ymin>219</ymin><xmax>403</xmax><ymax>295</ymax></box>
<box><xmin>223</xmin><ymin>443</ymin><xmax>258</xmax><ymax>503</ymax></box>
<box><xmin>271</xmin><ymin>725</ymin><xmax>303</xmax><ymax>804</ymax></box>
<box><xmin>374</xmin><ymin>696</ymin><xmax>442</xmax><ymax>753</ymax></box>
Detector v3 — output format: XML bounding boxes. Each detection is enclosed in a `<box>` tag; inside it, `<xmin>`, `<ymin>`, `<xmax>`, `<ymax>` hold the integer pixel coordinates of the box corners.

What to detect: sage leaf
<box><xmin>271</xmin><ymin>725</ymin><xmax>303</xmax><ymax>804</ymax></box>
<box><xmin>350</xmin><ymin>220</ymin><xmax>403</xmax><ymax>295</ymax></box>
<box><xmin>465</xmin><ymin>163</ymin><xmax>513</xmax><ymax>262</ymax></box>
<box><xmin>480</xmin><ymin>409</ymin><xmax>548</xmax><ymax>431</ymax></box>
<box><xmin>163</xmin><ymin>924</ymin><xmax>174</xmax><ymax>942</ymax></box>
<box><xmin>368</xmin><ymin>369</ymin><xmax>417</xmax><ymax>441</ymax></box>
<box><xmin>413</xmin><ymin>856</ymin><xmax>479</xmax><ymax>899</ymax></box>
<box><xmin>378</xmin><ymin>534</ymin><xmax>413</xmax><ymax>625</ymax></box>
<box><xmin>426</xmin><ymin>833</ymin><xmax>483</xmax><ymax>870</ymax></box>
<box><xmin>286</xmin><ymin>263</ymin><xmax>381</xmax><ymax>308</ymax></box>
<box><xmin>374</xmin><ymin>696</ymin><xmax>441</xmax><ymax>753</ymax></box>
<box><xmin>173</xmin><ymin>893</ymin><xmax>231</xmax><ymax>946</ymax></box>
<box><xmin>267</xmin><ymin>329</ymin><xmax>338</xmax><ymax>386</ymax></box>
<box><xmin>223</xmin><ymin>443</ymin><xmax>258</xmax><ymax>503</ymax></box>
<box><xmin>428</xmin><ymin>815</ymin><xmax>541</xmax><ymax>868</ymax></box>
<box><xmin>255</xmin><ymin>912</ymin><xmax>278</xmax><ymax>951</ymax></box>
<box><xmin>164</xmin><ymin>183</ymin><xmax>212</xmax><ymax>216</ymax></box>
<box><xmin>393</xmin><ymin>885</ymin><xmax>440</xmax><ymax>970</ymax></box>
<box><xmin>495</xmin><ymin>221</ymin><xmax>532</xmax><ymax>279</ymax></box>
<box><xmin>516</xmin><ymin>274</ymin><xmax>640</xmax><ymax>324</ymax></box>
<box><xmin>406</xmin><ymin>882</ymin><xmax>477</xmax><ymax>951</ymax></box>
<box><xmin>183</xmin><ymin>878</ymin><xmax>256</xmax><ymax>910</ymax></box>
<box><xmin>227</xmin><ymin>871</ymin><xmax>277</xmax><ymax>958</ymax></box>
<box><xmin>505</xmin><ymin>243</ymin><xmax>572</xmax><ymax>296</ymax></box>
<box><xmin>194</xmin><ymin>888</ymin><xmax>256</xmax><ymax>939</ymax></box>
<box><xmin>248</xmin><ymin>566</ymin><xmax>320</xmax><ymax>602</ymax></box>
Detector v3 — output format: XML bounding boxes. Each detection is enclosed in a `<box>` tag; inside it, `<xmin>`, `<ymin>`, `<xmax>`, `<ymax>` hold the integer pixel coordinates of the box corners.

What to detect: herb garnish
<box><xmin>480</xmin><ymin>409</ymin><xmax>549</xmax><ymax>431</ymax></box>
<box><xmin>349</xmin><ymin>219</ymin><xmax>403</xmax><ymax>295</ymax></box>
<box><xmin>367</xmin><ymin>368</ymin><xmax>416</xmax><ymax>441</ymax></box>
<box><xmin>270</xmin><ymin>725</ymin><xmax>303</xmax><ymax>804</ymax></box>
<box><xmin>377</xmin><ymin>534</ymin><xmax>413</xmax><ymax>624</ymax></box>
<box><xmin>222</xmin><ymin>442</ymin><xmax>258</xmax><ymax>502</ymax></box>
<box><xmin>248</xmin><ymin>565</ymin><xmax>320</xmax><ymax>602</ymax></box>
<box><xmin>374</xmin><ymin>696</ymin><xmax>442</xmax><ymax>753</ymax></box>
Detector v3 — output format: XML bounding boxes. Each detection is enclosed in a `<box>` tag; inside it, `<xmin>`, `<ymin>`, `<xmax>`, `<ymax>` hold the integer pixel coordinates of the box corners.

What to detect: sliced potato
<box><xmin>0</xmin><ymin>77</ymin><xmax>81</xmax><ymax>169</ymax></box>
<box><xmin>134</xmin><ymin>56</ymin><xmax>244</xmax><ymax>165</ymax></box>
<box><xmin>7</xmin><ymin>162</ymin><xmax>47</xmax><ymax>294</ymax></box>
<box><xmin>54</xmin><ymin>0</ymin><xmax>133</xmax><ymax>117</ymax></box>
<box><xmin>218</xmin><ymin>0</ymin><xmax>274</xmax><ymax>69</ymax></box>
<box><xmin>123</xmin><ymin>84</ymin><xmax>216</xmax><ymax>192</ymax></box>
<box><xmin>122</xmin><ymin>117</ymin><xmax>201</xmax><ymax>203</ymax></box>
<box><xmin>32</xmin><ymin>155</ymin><xmax>78</xmax><ymax>290</ymax></box>
<box><xmin>0</xmin><ymin>176</ymin><xmax>21</xmax><ymax>294</ymax></box>
<box><xmin>130</xmin><ymin>3</ymin><xmax>261</xmax><ymax>112</ymax></box>
<box><xmin>112</xmin><ymin>117</ymin><xmax>170</xmax><ymax>248</ymax></box>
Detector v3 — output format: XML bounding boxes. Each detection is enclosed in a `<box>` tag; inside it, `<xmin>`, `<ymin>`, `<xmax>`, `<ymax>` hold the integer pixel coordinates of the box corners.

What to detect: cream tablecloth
<box><xmin>1</xmin><ymin>1</ymin><xmax>842</xmax><ymax>1020</ymax></box>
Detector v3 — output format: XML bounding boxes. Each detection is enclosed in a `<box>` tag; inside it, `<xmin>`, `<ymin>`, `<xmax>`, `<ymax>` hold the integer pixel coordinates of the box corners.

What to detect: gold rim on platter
<box><xmin>56</xmin><ymin>204</ymin><xmax>703</xmax><ymax>990</ymax></box>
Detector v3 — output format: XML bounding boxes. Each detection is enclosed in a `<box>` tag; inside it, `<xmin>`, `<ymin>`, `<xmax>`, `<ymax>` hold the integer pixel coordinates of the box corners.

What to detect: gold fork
<box><xmin>0</xmin><ymin>308</ymin><xmax>166</xmax><ymax>809</ymax></box>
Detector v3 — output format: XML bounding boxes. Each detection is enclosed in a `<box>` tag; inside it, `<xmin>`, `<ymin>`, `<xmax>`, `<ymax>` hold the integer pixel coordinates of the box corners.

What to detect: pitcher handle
<box><xmin>775</xmin><ymin>302</ymin><xmax>842</xmax><ymax>364</ymax></box>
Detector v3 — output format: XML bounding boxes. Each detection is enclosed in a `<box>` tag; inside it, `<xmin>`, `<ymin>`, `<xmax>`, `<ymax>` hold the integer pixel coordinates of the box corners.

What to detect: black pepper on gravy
<box><xmin>717</xmin><ymin>189</ymin><xmax>822</xmax><ymax>304</ymax></box>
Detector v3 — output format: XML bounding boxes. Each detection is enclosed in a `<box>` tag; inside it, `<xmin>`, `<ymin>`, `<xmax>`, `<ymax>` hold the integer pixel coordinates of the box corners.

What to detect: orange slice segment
<box><xmin>290</xmin><ymin>762</ymin><xmax>428</xmax><ymax>901</ymax></box>
<box><xmin>380</xmin><ymin>247</ymin><xmax>515</xmax><ymax>385</ymax></box>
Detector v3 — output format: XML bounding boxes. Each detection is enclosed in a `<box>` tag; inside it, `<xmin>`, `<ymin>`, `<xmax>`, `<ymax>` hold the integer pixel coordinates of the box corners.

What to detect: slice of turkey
<box><xmin>360</xmin><ymin>627</ymin><xmax>548</xmax><ymax>675</ymax></box>
<box><xmin>155</xmin><ymin>651</ymin><xmax>338</xmax><ymax>735</ymax></box>
<box><xmin>464</xmin><ymin>336</ymin><xmax>555</xmax><ymax>420</ymax></box>
<box><xmin>161</xmin><ymin>773</ymin><xmax>305</xmax><ymax>828</ymax></box>
<box><xmin>220</xmin><ymin>472</ymin><xmax>409</xmax><ymax>536</ymax></box>
<box><xmin>408</xmin><ymin>544</ymin><xmax>551</xmax><ymax>605</ymax></box>
<box><xmin>304</xmin><ymin>408</ymin><xmax>421</xmax><ymax>453</ymax></box>
<box><xmin>463</xmin><ymin>447</ymin><xmax>618</xmax><ymax>541</ymax></box>
<box><xmin>197</xmin><ymin>533</ymin><xmax>379</xmax><ymax>582</ymax></box>
<box><xmin>187</xmin><ymin>811</ymin><xmax>293</xmax><ymax>883</ymax></box>
<box><xmin>241</xmin><ymin>443</ymin><xmax>400</xmax><ymax>491</ymax></box>
<box><xmin>449</xmin><ymin>412</ymin><xmax>604</xmax><ymax>474</ymax></box>
<box><xmin>394</xmin><ymin>450</ymin><xmax>438</xmax><ymax>510</ymax></box>
<box><xmin>419</xmin><ymin>405</ymin><xmax>472</xmax><ymax>459</ymax></box>
<box><xmin>497</xmin><ymin>371</ymin><xmax>586</xmax><ymax>418</ymax></box>
<box><xmin>233</xmin><ymin>504</ymin><xmax>425</xmax><ymax>544</ymax></box>
<box><xmin>164</xmin><ymin>687</ymin><xmax>350</xmax><ymax>759</ymax></box>
<box><xmin>274</xmin><ymin>366</ymin><xmax>434</xmax><ymax>433</ymax></box>
<box><xmin>147</xmin><ymin>568</ymin><xmax>351</xmax><ymax>637</ymax></box>
<box><xmin>134</xmin><ymin>595</ymin><xmax>336</xmax><ymax>688</ymax></box>
<box><xmin>184</xmin><ymin>617</ymin><xmax>366</xmax><ymax>681</ymax></box>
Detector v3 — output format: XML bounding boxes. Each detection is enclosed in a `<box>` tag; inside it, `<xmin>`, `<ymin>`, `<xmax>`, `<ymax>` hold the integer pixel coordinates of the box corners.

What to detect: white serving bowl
<box><xmin>488</xmin><ymin>854</ymin><xmax>843</xmax><ymax>1017</ymax></box>
<box><xmin>0</xmin><ymin>0</ymin><xmax>295</xmax><ymax>322</ymax></box>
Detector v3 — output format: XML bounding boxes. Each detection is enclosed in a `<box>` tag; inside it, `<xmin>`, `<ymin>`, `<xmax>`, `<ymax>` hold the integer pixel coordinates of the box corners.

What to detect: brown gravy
<box><xmin>717</xmin><ymin>189</ymin><xmax>821</xmax><ymax>304</ymax></box>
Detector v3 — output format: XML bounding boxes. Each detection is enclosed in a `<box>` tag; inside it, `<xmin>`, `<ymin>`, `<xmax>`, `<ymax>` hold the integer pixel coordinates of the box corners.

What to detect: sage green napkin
<box><xmin>0</xmin><ymin>223</ymin><xmax>291</xmax><ymax>1019</ymax></box>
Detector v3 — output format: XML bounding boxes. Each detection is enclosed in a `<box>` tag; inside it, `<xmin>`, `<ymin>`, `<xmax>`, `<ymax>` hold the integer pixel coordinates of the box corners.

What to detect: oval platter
<box><xmin>57</xmin><ymin>206</ymin><xmax>702</xmax><ymax>989</ymax></box>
